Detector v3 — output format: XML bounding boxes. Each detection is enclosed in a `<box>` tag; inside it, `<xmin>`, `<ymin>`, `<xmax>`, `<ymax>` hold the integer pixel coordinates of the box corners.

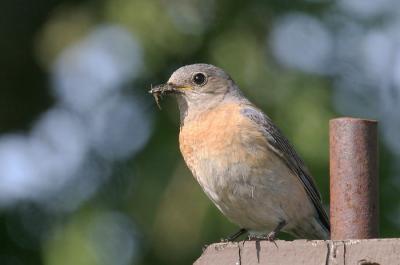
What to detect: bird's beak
<box><xmin>149</xmin><ymin>83</ymin><xmax>192</xmax><ymax>109</ymax></box>
<box><xmin>148</xmin><ymin>83</ymin><xmax>191</xmax><ymax>95</ymax></box>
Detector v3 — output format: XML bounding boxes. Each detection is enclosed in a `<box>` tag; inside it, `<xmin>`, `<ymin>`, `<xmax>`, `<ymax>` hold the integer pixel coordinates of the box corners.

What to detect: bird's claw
<box><xmin>265</xmin><ymin>231</ymin><xmax>277</xmax><ymax>241</ymax></box>
<box><xmin>246</xmin><ymin>232</ymin><xmax>276</xmax><ymax>242</ymax></box>
<box><xmin>247</xmin><ymin>235</ymin><xmax>260</xmax><ymax>241</ymax></box>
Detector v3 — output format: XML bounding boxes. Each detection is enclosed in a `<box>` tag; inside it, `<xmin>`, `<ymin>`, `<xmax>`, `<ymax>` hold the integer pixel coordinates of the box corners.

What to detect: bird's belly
<box><xmin>187</xmin><ymin>141</ymin><xmax>313</xmax><ymax>232</ymax></box>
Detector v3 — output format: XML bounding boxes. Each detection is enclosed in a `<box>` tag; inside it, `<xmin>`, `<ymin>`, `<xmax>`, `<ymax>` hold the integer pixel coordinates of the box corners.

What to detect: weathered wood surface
<box><xmin>194</xmin><ymin>239</ymin><xmax>400</xmax><ymax>265</ymax></box>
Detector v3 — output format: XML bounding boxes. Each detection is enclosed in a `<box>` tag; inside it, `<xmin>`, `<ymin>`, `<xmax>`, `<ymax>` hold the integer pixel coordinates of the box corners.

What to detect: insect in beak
<box><xmin>148</xmin><ymin>83</ymin><xmax>184</xmax><ymax>110</ymax></box>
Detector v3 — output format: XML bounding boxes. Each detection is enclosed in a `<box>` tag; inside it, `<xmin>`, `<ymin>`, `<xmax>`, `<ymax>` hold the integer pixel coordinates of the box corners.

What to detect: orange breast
<box><xmin>179</xmin><ymin>103</ymin><xmax>269</xmax><ymax>180</ymax></box>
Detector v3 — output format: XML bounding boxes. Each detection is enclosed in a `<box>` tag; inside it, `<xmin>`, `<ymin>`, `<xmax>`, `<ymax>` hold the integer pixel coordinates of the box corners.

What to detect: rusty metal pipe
<box><xmin>330</xmin><ymin>117</ymin><xmax>379</xmax><ymax>240</ymax></box>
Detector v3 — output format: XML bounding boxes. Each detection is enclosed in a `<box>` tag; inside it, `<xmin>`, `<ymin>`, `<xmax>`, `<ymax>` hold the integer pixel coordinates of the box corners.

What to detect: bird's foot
<box><xmin>264</xmin><ymin>231</ymin><xmax>277</xmax><ymax>242</ymax></box>
<box><xmin>251</xmin><ymin>232</ymin><xmax>278</xmax><ymax>248</ymax></box>
<box><xmin>246</xmin><ymin>233</ymin><xmax>276</xmax><ymax>241</ymax></box>
<box><xmin>263</xmin><ymin>219</ymin><xmax>287</xmax><ymax>241</ymax></box>
<box><xmin>247</xmin><ymin>220</ymin><xmax>286</xmax><ymax>243</ymax></box>
<box><xmin>246</xmin><ymin>235</ymin><xmax>271</xmax><ymax>240</ymax></box>
<box><xmin>247</xmin><ymin>235</ymin><xmax>261</xmax><ymax>241</ymax></box>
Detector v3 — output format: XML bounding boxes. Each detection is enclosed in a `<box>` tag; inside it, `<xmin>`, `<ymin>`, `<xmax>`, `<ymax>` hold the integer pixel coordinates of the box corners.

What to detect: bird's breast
<box><xmin>179</xmin><ymin>103</ymin><xmax>270</xmax><ymax>195</ymax></box>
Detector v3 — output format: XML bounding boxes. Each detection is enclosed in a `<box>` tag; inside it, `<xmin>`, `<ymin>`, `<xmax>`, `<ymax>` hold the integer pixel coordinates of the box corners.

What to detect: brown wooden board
<box><xmin>194</xmin><ymin>239</ymin><xmax>400</xmax><ymax>265</ymax></box>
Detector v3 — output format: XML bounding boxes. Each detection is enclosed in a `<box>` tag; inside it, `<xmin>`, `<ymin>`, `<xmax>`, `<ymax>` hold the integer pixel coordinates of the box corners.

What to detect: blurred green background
<box><xmin>1</xmin><ymin>0</ymin><xmax>400</xmax><ymax>264</ymax></box>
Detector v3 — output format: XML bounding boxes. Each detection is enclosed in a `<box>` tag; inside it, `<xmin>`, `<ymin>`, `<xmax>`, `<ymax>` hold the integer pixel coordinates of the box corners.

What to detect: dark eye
<box><xmin>192</xmin><ymin>73</ymin><xmax>207</xmax><ymax>86</ymax></box>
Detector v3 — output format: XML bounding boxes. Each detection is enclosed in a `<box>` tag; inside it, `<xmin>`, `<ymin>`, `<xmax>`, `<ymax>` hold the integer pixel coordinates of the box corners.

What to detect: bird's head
<box><xmin>150</xmin><ymin>64</ymin><xmax>242</xmax><ymax>118</ymax></box>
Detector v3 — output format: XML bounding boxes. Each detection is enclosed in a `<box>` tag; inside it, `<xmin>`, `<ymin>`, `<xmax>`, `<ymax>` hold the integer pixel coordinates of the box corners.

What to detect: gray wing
<box><xmin>241</xmin><ymin>107</ymin><xmax>330</xmax><ymax>232</ymax></box>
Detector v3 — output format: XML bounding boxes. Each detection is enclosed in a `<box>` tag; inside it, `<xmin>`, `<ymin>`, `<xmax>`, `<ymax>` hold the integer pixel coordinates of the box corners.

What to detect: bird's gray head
<box><xmin>150</xmin><ymin>64</ymin><xmax>242</xmax><ymax>120</ymax></box>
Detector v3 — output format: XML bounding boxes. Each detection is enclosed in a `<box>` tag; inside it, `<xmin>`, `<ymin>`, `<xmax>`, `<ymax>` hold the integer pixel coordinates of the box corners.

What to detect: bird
<box><xmin>149</xmin><ymin>63</ymin><xmax>330</xmax><ymax>241</ymax></box>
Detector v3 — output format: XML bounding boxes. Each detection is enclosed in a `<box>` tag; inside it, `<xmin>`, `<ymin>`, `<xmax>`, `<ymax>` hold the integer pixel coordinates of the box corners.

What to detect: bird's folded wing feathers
<box><xmin>241</xmin><ymin>107</ymin><xmax>330</xmax><ymax>231</ymax></box>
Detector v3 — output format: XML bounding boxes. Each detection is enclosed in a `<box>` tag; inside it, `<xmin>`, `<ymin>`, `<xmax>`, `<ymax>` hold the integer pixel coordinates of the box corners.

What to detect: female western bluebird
<box><xmin>150</xmin><ymin>64</ymin><xmax>330</xmax><ymax>240</ymax></box>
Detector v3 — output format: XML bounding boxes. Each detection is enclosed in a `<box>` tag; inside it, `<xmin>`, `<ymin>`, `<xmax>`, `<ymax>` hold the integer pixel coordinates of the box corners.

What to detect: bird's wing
<box><xmin>241</xmin><ymin>106</ymin><xmax>330</xmax><ymax>231</ymax></box>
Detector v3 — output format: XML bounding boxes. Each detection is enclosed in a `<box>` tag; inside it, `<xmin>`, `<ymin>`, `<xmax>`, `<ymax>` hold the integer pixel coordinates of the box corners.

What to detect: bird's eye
<box><xmin>192</xmin><ymin>73</ymin><xmax>207</xmax><ymax>86</ymax></box>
